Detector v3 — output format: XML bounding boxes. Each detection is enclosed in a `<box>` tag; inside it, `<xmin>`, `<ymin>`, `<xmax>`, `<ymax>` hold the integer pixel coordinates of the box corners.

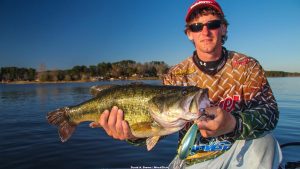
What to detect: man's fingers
<box><xmin>100</xmin><ymin>110</ymin><xmax>109</xmax><ymax>128</ymax></box>
<box><xmin>204</xmin><ymin>107</ymin><xmax>218</xmax><ymax>117</ymax></box>
<box><xmin>199</xmin><ymin>129</ymin><xmax>216</xmax><ymax>138</ymax></box>
<box><xmin>100</xmin><ymin>110</ymin><xmax>110</xmax><ymax>135</ymax></box>
<box><xmin>196</xmin><ymin>119</ymin><xmax>218</xmax><ymax>131</ymax></box>
<box><xmin>97</xmin><ymin>106</ymin><xmax>133</xmax><ymax>140</ymax></box>
<box><xmin>196</xmin><ymin>120</ymin><xmax>209</xmax><ymax>130</ymax></box>
<box><xmin>116</xmin><ymin>109</ymin><xmax>124</xmax><ymax>136</ymax></box>
<box><xmin>108</xmin><ymin>106</ymin><xmax>118</xmax><ymax>133</ymax></box>
<box><xmin>116</xmin><ymin>109</ymin><xmax>124</xmax><ymax>124</ymax></box>
<box><xmin>122</xmin><ymin>121</ymin><xmax>131</xmax><ymax>137</ymax></box>
<box><xmin>122</xmin><ymin>121</ymin><xmax>137</xmax><ymax>140</ymax></box>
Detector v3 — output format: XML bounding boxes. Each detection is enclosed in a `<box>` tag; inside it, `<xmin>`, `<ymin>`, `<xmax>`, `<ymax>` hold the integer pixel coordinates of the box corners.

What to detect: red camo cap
<box><xmin>186</xmin><ymin>0</ymin><xmax>224</xmax><ymax>22</ymax></box>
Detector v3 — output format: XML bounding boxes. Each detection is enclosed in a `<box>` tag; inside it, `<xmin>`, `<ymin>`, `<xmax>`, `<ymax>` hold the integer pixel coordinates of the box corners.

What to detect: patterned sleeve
<box><xmin>231</xmin><ymin>61</ymin><xmax>279</xmax><ymax>140</ymax></box>
<box><xmin>163</xmin><ymin>66</ymin><xmax>185</xmax><ymax>86</ymax></box>
<box><xmin>163</xmin><ymin>72</ymin><xmax>175</xmax><ymax>85</ymax></box>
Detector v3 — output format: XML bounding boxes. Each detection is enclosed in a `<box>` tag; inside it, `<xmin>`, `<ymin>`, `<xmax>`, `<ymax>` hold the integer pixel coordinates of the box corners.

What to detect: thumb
<box><xmin>196</xmin><ymin>120</ymin><xmax>208</xmax><ymax>130</ymax></box>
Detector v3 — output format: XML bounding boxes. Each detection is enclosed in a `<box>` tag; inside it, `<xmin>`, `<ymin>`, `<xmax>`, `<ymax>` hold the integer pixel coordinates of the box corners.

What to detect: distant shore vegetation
<box><xmin>1</xmin><ymin>60</ymin><xmax>169</xmax><ymax>83</ymax></box>
<box><xmin>1</xmin><ymin>60</ymin><xmax>300</xmax><ymax>83</ymax></box>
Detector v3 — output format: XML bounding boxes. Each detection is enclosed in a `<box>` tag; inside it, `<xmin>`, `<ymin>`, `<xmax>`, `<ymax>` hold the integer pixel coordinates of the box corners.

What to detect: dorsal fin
<box><xmin>90</xmin><ymin>85</ymin><xmax>116</xmax><ymax>97</ymax></box>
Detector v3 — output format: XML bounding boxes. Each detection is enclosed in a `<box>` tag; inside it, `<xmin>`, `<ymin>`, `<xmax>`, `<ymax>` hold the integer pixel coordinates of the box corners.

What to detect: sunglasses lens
<box><xmin>189</xmin><ymin>20</ymin><xmax>221</xmax><ymax>32</ymax></box>
<box><xmin>189</xmin><ymin>23</ymin><xmax>203</xmax><ymax>32</ymax></box>
<box><xmin>207</xmin><ymin>20</ymin><xmax>221</xmax><ymax>30</ymax></box>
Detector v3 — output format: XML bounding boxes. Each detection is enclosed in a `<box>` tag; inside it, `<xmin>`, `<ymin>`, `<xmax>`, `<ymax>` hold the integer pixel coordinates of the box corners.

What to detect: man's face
<box><xmin>186</xmin><ymin>14</ymin><xmax>226</xmax><ymax>55</ymax></box>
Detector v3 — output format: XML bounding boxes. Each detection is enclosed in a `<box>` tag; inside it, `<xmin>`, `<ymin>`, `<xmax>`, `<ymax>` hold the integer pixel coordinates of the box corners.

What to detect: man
<box><xmin>92</xmin><ymin>0</ymin><xmax>282</xmax><ymax>168</ymax></box>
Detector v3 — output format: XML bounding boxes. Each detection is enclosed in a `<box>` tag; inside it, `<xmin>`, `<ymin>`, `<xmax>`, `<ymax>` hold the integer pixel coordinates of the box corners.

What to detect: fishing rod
<box><xmin>279</xmin><ymin>142</ymin><xmax>300</xmax><ymax>169</ymax></box>
<box><xmin>280</xmin><ymin>142</ymin><xmax>300</xmax><ymax>148</ymax></box>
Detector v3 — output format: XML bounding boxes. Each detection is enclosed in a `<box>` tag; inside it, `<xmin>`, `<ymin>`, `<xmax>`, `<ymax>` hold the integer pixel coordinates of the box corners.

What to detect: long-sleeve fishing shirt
<box><xmin>163</xmin><ymin>48</ymin><xmax>279</xmax><ymax>165</ymax></box>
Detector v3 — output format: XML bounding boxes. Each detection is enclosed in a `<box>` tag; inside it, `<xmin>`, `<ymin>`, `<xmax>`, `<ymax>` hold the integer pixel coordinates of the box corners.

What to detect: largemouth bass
<box><xmin>47</xmin><ymin>83</ymin><xmax>209</xmax><ymax>150</ymax></box>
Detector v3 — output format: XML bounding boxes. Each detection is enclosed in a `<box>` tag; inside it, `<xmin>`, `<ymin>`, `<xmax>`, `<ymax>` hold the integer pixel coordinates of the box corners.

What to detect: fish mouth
<box><xmin>181</xmin><ymin>89</ymin><xmax>210</xmax><ymax>121</ymax></box>
<box><xmin>196</xmin><ymin>89</ymin><xmax>210</xmax><ymax>114</ymax></box>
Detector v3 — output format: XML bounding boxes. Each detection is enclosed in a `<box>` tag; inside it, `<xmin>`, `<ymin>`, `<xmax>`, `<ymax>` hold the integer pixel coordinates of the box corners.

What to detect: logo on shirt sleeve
<box><xmin>219</xmin><ymin>95</ymin><xmax>240</xmax><ymax>113</ymax></box>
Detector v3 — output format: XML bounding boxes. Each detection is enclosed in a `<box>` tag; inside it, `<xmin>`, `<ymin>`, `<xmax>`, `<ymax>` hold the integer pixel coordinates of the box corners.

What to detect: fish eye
<box><xmin>182</xmin><ymin>90</ymin><xmax>188</xmax><ymax>95</ymax></box>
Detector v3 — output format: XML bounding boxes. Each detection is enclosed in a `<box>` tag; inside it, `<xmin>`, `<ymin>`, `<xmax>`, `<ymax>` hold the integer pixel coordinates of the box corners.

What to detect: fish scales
<box><xmin>69</xmin><ymin>85</ymin><xmax>173</xmax><ymax>124</ymax></box>
<box><xmin>47</xmin><ymin>84</ymin><xmax>210</xmax><ymax>150</ymax></box>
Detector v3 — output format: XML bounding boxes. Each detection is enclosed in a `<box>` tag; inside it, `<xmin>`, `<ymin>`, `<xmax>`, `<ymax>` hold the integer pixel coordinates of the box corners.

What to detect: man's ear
<box><xmin>221</xmin><ymin>24</ymin><xmax>227</xmax><ymax>36</ymax></box>
<box><xmin>186</xmin><ymin>30</ymin><xmax>194</xmax><ymax>41</ymax></box>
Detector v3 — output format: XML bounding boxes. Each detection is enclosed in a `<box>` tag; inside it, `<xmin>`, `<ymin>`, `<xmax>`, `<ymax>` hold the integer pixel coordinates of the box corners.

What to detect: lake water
<box><xmin>0</xmin><ymin>78</ymin><xmax>299</xmax><ymax>169</ymax></box>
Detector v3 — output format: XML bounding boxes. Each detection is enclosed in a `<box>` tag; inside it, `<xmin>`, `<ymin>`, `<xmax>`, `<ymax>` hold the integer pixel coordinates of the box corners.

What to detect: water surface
<box><xmin>0</xmin><ymin>78</ymin><xmax>299</xmax><ymax>168</ymax></box>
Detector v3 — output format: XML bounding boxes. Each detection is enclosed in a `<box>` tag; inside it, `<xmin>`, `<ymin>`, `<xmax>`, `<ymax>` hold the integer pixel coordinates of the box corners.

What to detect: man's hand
<box><xmin>89</xmin><ymin>106</ymin><xmax>137</xmax><ymax>140</ymax></box>
<box><xmin>196</xmin><ymin>106</ymin><xmax>236</xmax><ymax>138</ymax></box>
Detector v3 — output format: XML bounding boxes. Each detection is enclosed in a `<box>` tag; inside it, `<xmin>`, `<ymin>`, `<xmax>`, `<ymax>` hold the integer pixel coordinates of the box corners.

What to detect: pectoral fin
<box><xmin>89</xmin><ymin>122</ymin><xmax>101</xmax><ymax>128</ymax></box>
<box><xmin>146</xmin><ymin>136</ymin><xmax>160</xmax><ymax>151</ymax></box>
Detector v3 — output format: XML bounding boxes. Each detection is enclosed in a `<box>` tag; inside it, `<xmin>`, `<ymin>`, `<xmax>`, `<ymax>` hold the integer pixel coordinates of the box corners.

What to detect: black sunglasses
<box><xmin>188</xmin><ymin>20</ymin><xmax>222</xmax><ymax>32</ymax></box>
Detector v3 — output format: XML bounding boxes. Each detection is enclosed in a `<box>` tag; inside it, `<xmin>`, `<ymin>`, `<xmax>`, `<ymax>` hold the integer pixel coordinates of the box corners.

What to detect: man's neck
<box><xmin>196</xmin><ymin>47</ymin><xmax>223</xmax><ymax>62</ymax></box>
<box><xmin>192</xmin><ymin>47</ymin><xmax>228</xmax><ymax>75</ymax></box>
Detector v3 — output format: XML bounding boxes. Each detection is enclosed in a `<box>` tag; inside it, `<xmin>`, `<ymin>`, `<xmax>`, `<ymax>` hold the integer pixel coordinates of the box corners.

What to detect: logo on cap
<box><xmin>190</xmin><ymin>1</ymin><xmax>213</xmax><ymax>10</ymax></box>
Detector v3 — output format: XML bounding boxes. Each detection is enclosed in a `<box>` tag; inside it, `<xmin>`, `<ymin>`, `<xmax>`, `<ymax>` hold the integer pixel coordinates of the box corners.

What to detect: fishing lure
<box><xmin>168</xmin><ymin>123</ymin><xmax>198</xmax><ymax>169</ymax></box>
<box><xmin>168</xmin><ymin>113</ymin><xmax>214</xmax><ymax>169</ymax></box>
<box><xmin>178</xmin><ymin>123</ymin><xmax>199</xmax><ymax>159</ymax></box>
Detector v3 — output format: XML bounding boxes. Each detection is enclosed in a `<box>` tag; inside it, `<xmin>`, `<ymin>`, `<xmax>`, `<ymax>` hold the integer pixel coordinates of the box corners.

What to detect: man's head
<box><xmin>185</xmin><ymin>0</ymin><xmax>228</xmax><ymax>45</ymax></box>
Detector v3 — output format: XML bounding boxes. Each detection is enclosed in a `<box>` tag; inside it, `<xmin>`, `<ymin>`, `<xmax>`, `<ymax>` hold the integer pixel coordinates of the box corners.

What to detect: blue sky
<box><xmin>0</xmin><ymin>0</ymin><xmax>299</xmax><ymax>72</ymax></box>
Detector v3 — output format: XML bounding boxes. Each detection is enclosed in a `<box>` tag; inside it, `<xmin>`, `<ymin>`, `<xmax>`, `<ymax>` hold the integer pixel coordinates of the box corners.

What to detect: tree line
<box><xmin>265</xmin><ymin>71</ymin><xmax>300</xmax><ymax>77</ymax></box>
<box><xmin>1</xmin><ymin>62</ymin><xmax>300</xmax><ymax>82</ymax></box>
<box><xmin>0</xmin><ymin>67</ymin><xmax>36</xmax><ymax>81</ymax></box>
<box><xmin>0</xmin><ymin>60</ymin><xmax>169</xmax><ymax>82</ymax></box>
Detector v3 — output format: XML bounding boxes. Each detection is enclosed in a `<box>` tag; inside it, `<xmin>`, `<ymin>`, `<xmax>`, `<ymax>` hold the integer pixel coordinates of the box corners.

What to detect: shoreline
<box><xmin>2</xmin><ymin>76</ymin><xmax>300</xmax><ymax>85</ymax></box>
<box><xmin>1</xmin><ymin>77</ymin><xmax>161</xmax><ymax>85</ymax></box>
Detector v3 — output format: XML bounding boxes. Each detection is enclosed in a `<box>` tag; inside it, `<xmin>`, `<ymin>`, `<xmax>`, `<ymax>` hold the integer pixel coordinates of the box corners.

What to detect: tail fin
<box><xmin>47</xmin><ymin>107</ymin><xmax>77</xmax><ymax>142</ymax></box>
